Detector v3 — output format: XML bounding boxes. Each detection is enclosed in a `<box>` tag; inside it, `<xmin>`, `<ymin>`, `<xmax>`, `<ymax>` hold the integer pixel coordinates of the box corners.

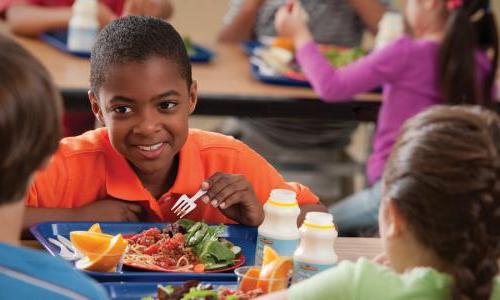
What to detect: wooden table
<box><xmin>22</xmin><ymin>237</ymin><xmax>383</xmax><ymax>262</ymax></box>
<box><xmin>2</xmin><ymin>24</ymin><xmax>381</xmax><ymax>121</ymax></box>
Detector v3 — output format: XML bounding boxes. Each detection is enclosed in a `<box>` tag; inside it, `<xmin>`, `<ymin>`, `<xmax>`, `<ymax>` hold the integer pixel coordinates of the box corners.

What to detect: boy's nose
<box><xmin>133</xmin><ymin>111</ymin><xmax>161</xmax><ymax>135</ymax></box>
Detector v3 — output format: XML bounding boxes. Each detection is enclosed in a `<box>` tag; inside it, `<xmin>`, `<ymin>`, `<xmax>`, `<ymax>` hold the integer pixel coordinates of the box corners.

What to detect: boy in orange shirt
<box><xmin>24</xmin><ymin>16</ymin><xmax>325</xmax><ymax>230</ymax></box>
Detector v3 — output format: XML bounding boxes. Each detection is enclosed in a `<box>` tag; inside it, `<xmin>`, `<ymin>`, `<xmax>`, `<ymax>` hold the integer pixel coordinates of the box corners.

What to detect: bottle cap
<box><xmin>268</xmin><ymin>189</ymin><xmax>297</xmax><ymax>206</ymax></box>
<box><xmin>303</xmin><ymin>212</ymin><xmax>335</xmax><ymax>229</ymax></box>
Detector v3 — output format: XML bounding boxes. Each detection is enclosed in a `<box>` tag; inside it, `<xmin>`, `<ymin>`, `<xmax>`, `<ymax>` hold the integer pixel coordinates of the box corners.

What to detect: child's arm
<box><xmin>122</xmin><ymin>0</ymin><xmax>173</xmax><ymax>20</ymax></box>
<box><xmin>6</xmin><ymin>5</ymin><xmax>72</xmax><ymax>37</ymax></box>
<box><xmin>23</xmin><ymin>200</ymin><xmax>144</xmax><ymax>230</ymax></box>
<box><xmin>6</xmin><ymin>3</ymin><xmax>117</xmax><ymax>37</ymax></box>
<box><xmin>217</xmin><ymin>0</ymin><xmax>265</xmax><ymax>43</ymax></box>
<box><xmin>348</xmin><ymin>0</ymin><xmax>387</xmax><ymax>35</ymax></box>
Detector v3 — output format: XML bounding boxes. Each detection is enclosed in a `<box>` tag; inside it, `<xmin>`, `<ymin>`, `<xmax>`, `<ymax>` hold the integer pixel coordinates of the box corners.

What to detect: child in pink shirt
<box><xmin>274</xmin><ymin>0</ymin><xmax>498</xmax><ymax>234</ymax></box>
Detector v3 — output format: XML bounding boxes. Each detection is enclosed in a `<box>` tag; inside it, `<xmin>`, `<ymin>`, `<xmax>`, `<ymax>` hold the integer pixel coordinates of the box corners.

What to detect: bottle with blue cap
<box><xmin>254</xmin><ymin>189</ymin><xmax>300</xmax><ymax>265</ymax></box>
<box><xmin>292</xmin><ymin>211</ymin><xmax>338</xmax><ymax>283</ymax></box>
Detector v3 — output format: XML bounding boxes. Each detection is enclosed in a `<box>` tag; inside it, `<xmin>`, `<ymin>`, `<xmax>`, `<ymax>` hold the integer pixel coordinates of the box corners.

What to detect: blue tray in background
<box><xmin>250</xmin><ymin>61</ymin><xmax>311</xmax><ymax>88</ymax></box>
<box><xmin>30</xmin><ymin>222</ymin><xmax>257</xmax><ymax>282</ymax></box>
<box><xmin>41</xmin><ymin>31</ymin><xmax>215</xmax><ymax>62</ymax></box>
<box><xmin>102</xmin><ymin>281</ymin><xmax>237</xmax><ymax>300</ymax></box>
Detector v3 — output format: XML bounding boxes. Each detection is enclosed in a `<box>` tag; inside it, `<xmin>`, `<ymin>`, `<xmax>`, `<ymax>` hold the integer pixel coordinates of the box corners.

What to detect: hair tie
<box><xmin>447</xmin><ymin>0</ymin><xmax>463</xmax><ymax>10</ymax></box>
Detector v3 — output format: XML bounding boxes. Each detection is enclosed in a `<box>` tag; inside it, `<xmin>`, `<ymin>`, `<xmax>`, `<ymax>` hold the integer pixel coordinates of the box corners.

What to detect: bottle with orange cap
<box><xmin>254</xmin><ymin>189</ymin><xmax>300</xmax><ymax>266</ymax></box>
<box><xmin>292</xmin><ymin>212</ymin><xmax>338</xmax><ymax>283</ymax></box>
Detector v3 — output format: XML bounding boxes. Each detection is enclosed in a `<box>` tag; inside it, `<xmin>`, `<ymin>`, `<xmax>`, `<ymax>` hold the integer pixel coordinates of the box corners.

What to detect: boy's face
<box><xmin>89</xmin><ymin>56</ymin><xmax>197</xmax><ymax>177</ymax></box>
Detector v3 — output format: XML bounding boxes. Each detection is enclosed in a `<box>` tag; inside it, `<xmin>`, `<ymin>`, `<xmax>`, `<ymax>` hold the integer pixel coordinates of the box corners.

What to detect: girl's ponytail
<box><xmin>438</xmin><ymin>0</ymin><xmax>498</xmax><ymax>106</ymax></box>
<box><xmin>383</xmin><ymin>105</ymin><xmax>500</xmax><ymax>300</ymax></box>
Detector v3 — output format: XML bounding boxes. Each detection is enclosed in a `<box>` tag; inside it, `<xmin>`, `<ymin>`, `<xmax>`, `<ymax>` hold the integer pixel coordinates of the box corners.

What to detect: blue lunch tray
<box><xmin>102</xmin><ymin>281</ymin><xmax>237</xmax><ymax>300</ymax></box>
<box><xmin>30</xmin><ymin>222</ymin><xmax>257</xmax><ymax>282</ymax></box>
<box><xmin>41</xmin><ymin>31</ymin><xmax>215</xmax><ymax>62</ymax></box>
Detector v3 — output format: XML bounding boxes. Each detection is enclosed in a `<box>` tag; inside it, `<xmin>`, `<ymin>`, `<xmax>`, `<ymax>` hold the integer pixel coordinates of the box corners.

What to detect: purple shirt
<box><xmin>296</xmin><ymin>36</ymin><xmax>491</xmax><ymax>184</ymax></box>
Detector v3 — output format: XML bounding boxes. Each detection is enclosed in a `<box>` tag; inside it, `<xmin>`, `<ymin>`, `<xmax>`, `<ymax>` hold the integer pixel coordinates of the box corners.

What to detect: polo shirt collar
<box><xmin>102</xmin><ymin>130</ymin><xmax>205</xmax><ymax>201</ymax></box>
<box><xmin>102</xmin><ymin>130</ymin><xmax>150</xmax><ymax>201</ymax></box>
<box><xmin>169</xmin><ymin>132</ymin><xmax>205</xmax><ymax>196</ymax></box>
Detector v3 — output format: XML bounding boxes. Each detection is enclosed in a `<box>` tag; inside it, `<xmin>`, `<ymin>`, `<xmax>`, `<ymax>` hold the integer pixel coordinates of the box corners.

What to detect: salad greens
<box><xmin>177</xmin><ymin>220</ymin><xmax>237</xmax><ymax>270</ymax></box>
<box><xmin>323</xmin><ymin>47</ymin><xmax>365</xmax><ymax>68</ymax></box>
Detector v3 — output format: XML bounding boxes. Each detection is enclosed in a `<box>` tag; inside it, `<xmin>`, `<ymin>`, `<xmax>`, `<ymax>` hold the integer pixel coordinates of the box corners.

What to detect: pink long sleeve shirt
<box><xmin>296</xmin><ymin>36</ymin><xmax>491</xmax><ymax>184</ymax></box>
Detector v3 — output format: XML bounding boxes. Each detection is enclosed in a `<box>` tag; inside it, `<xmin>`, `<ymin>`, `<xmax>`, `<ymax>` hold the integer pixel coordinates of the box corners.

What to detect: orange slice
<box><xmin>262</xmin><ymin>245</ymin><xmax>279</xmax><ymax>266</ymax></box>
<box><xmin>240</xmin><ymin>267</ymin><xmax>261</xmax><ymax>293</ymax></box>
<box><xmin>75</xmin><ymin>234</ymin><xmax>128</xmax><ymax>272</ymax></box>
<box><xmin>88</xmin><ymin>223</ymin><xmax>102</xmax><ymax>233</ymax></box>
<box><xmin>257</xmin><ymin>256</ymin><xmax>292</xmax><ymax>293</ymax></box>
<box><xmin>70</xmin><ymin>231</ymin><xmax>113</xmax><ymax>259</ymax></box>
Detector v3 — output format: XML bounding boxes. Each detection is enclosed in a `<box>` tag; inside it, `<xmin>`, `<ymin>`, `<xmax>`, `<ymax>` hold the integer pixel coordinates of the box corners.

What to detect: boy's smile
<box><xmin>89</xmin><ymin>56</ymin><xmax>197</xmax><ymax>185</ymax></box>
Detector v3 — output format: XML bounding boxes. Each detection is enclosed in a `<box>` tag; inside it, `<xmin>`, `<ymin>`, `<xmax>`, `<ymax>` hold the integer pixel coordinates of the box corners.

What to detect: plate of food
<box><xmin>30</xmin><ymin>221</ymin><xmax>257</xmax><ymax>282</ymax></box>
<box><xmin>41</xmin><ymin>31</ymin><xmax>214</xmax><ymax>62</ymax></box>
<box><xmin>123</xmin><ymin>220</ymin><xmax>245</xmax><ymax>273</ymax></box>
<box><xmin>248</xmin><ymin>37</ymin><xmax>366</xmax><ymax>88</ymax></box>
<box><xmin>103</xmin><ymin>279</ymin><xmax>264</xmax><ymax>300</ymax></box>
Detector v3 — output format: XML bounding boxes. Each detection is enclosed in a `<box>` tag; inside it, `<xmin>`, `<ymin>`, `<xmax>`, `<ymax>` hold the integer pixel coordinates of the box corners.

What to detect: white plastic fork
<box><xmin>48</xmin><ymin>238</ymin><xmax>81</xmax><ymax>261</ymax></box>
<box><xmin>171</xmin><ymin>189</ymin><xmax>206</xmax><ymax>218</ymax></box>
<box><xmin>56</xmin><ymin>235</ymin><xmax>83</xmax><ymax>259</ymax></box>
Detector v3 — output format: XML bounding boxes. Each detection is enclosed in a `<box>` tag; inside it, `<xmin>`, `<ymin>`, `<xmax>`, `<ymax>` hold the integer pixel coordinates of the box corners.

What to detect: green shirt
<box><xmin>289</xmin><ymin>258</ymin><xmax>500</xmax><ymax>300</ymax></box>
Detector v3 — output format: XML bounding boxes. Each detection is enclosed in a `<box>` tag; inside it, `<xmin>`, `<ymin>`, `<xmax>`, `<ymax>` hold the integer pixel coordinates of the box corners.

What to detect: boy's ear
<box><xmin>385</xmin><ymin>199</ymin><xmax>406</xmax><ymax>239</ymax></box>
<box><xmin>88</xmin><ymin>90</ymin><xmax>105</xmax><ymax>125</ymax></box>
<box><xmin>188</xmin><ymin>80</ymin><xmax>198</xmax><ymax>115</ymax></box>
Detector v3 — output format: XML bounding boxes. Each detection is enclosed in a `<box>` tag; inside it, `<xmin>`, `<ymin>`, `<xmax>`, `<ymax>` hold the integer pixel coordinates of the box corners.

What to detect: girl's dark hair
<box><xmin>0</xmin><ymin>35</ymin><xmax>62</xmax><ymax>204</ymax></box>
<box><xmin>439</xmin><ymin>0</ymin><xmax>498</xmax><ymax>106</ymax></box>
<box><xmin>383</xmin><ymin>105</ymin><xmax>500</xmax><ymax>300</ymax></box>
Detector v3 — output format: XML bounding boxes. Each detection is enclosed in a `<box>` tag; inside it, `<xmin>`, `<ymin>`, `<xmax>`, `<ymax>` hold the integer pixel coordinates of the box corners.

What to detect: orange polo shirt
<box><xmin>27</xmin><ymin>128</ymin><xmax>319</xmax><ymax>223</ymax></box>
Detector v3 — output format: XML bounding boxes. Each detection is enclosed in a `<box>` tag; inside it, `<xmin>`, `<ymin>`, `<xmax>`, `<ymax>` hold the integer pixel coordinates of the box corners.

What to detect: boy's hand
<box><xmin>201</xmin><ymin>173</ymin><xmax>264</xmax><ymax>226</ymax></box>
<box><xmin>77</xmin><ymin>199</ymin><xmax>144</xmax><ymax>222</ymax></box>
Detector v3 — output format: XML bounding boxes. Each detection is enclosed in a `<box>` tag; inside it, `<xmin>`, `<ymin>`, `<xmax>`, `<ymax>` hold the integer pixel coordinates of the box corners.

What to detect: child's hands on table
<box><xmin>77</xmin><ymin>199</ymin><xmax>144</xmax><ymax>222</ymax></box>
<box><xmin>201</xmin><ymin>172</ymin><xmax>264</xmax><ymax>226</ymax></box>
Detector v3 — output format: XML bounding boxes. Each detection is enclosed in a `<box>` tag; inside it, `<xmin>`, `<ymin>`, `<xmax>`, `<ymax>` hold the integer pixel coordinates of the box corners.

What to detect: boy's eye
<box><xmin>159</xmin><ymin>101</ymin><xmax>177</xmax><ymax>111</ymax></box>
<box><xmin>113</xmin><ymin>106</ymin><xmax>132</xmax><ymax>114</ymax></box>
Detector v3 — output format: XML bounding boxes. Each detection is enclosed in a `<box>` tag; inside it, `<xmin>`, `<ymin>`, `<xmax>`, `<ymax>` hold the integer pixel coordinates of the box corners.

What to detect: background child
<box><xmin>275</xmin><ymin>0</ymin><xmax>498</xmax><ymax>234</ymax></box>
<box><xmin>0</xmin><ymin>35</ymin><xmax>108</xmax><ymax>299</ymax></box>
<box><xmin>217</xmin><ymin>0</ymin><xmax>389</xmax><ymax>204</ymax></box>
<box><xmin>5</xmin><ymin>0</ymin><xmax>173</xmax><ymax>36</ymax></box>
<box><xmin>24</xmin><ymin>16</ymin><xmax>325</xmax><ymax>230</ymax></box>
<box><xmin>259</xmin><ymin>105</ymin><xmax>500</xmax><ymax>299</ymax></box>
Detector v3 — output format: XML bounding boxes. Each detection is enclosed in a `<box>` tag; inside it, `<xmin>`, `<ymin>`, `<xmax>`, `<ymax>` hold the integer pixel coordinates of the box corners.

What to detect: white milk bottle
<box><xmin>67</xmin><ymin>0</ymin><xmax>99</xmax><ymax>52</ymax></box>
<box><xmin>292</xmin><ymin>212</ymin><xmax>338</xmax><ymax>283</ymax></box>
<box><xmin>254</xmin><ymin>189</ymin><xmax>300</xmax><ymax>265</ymax></box>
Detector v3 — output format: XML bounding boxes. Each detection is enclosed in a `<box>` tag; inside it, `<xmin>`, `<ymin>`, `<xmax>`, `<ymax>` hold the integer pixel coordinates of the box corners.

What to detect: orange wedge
<box><xmin>240</xmin><ymin>267</ymin><xmax>261</xmax><ymax>293</ymax></box>
<box><xmin>262</xmin><ymin>245</ymin><xmax>279</xmax><ymax>266</ymax></box>
<box><xmin>257</xmin><ymin>256</ymin><xmax>292</xmax><ymax>293</ymax></box>
<box><xmin>88</xmin><ymin>223</ymin><xmax>102</xmax><ymax>233</ymax></box>
<box><xmin>70</xmin><ymin>231</ymin><xmax>113</xmax><ymax>259</ymax></box>
<box><xmin>75</xmin><ymin>234</ymin><xmax>128</xmax><ymax>272</ymax></box>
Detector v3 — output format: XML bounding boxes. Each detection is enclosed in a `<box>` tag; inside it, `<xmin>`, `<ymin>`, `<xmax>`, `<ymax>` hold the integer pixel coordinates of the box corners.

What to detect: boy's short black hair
<box><xmin>90</xmin><ymin>16</ymin><xmax>192</xmax><ymax>93</ymax></box>
<box><xmin>0</xmin><ymin>35</ymin><xmax>62</xmax><ymax>204</ymax></box>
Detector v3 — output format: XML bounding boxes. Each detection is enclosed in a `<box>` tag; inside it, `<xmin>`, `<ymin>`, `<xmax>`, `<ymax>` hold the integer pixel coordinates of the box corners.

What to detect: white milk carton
<box><xmin>292</xmin><ymin>212</ymin><xmax>338</xmax><ymax>283</ymax></box>
<box><xmin>254</xmin><ymin>189</ymin><xmax>300</xmax><ymax>265</ymax></box>
<box><xmin>67</xmin><ymin>0</ymin><xmax>98</xmax><ymax>52</ymax></box>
